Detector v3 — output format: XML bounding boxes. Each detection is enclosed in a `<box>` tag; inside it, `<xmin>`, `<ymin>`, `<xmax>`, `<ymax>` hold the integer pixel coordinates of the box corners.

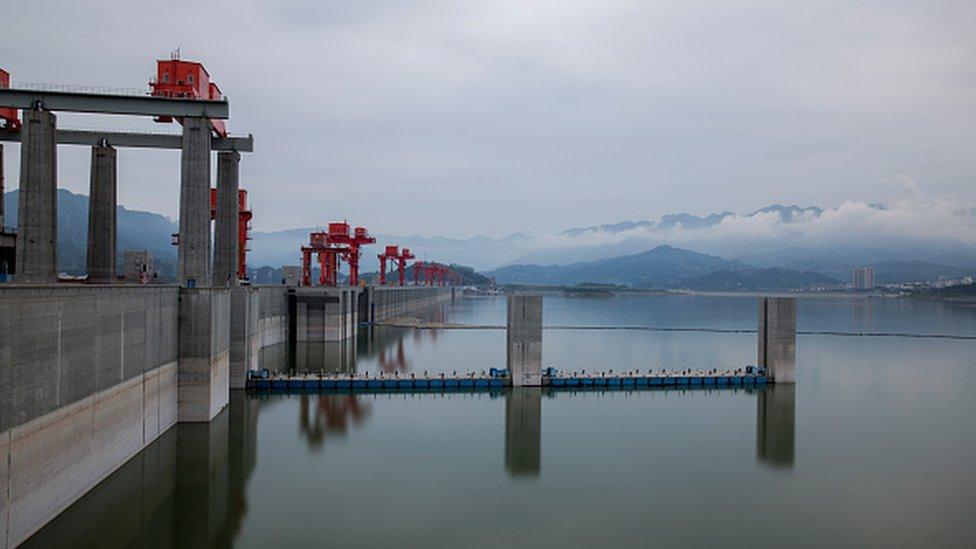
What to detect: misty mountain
<box><xmin>4</xmin><ymin>189</ymin><xmax>177</xmax><ymax>278</ymax></box>
<box><xmin>679</xmin><ymin>268</ymin><xmax>838</xmax><ymax>291</ymax></box>
<box><xmin>736</xmin><ymin>247</ymin><xmax>976</xmax><ymax>284</ymax></box>
<box><xmin>486</xmin><ymin>245</ymin><xmax>838</xmax><ymax>290</ymax></box>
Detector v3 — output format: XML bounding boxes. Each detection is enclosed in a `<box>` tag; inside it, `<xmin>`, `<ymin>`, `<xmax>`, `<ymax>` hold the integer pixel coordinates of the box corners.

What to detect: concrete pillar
<box><xmin>505</xmin><ymin>388</ymin><xmax>542</xmax><ymax>477</ymax></box>
<box><xmin>213</xmin><ymin>151</ymin><xmax>240</xmax><ymax>287</ymax></box>
<box><xmin>1</xmin><ymin>143</ymin><xmax>5</xmax><ymax>229</ymax></box>
<box><xmin>15</xmin><ymin>109</ymin><xmax>58</xmax><ymax>283</ymax></box>
<box><xmin>178</xmin><ymin>288</ymin><xmax>230</xmax><ymax>422</ymax></box>
<box><xmin>756</xmin><ymin>384</ymin><xmax>795</xmax><ymax>468</ymax></box>
<box><xmin>758</xmin><ymin>296</ymin><xmax>796</xmax><ymax>383</ymax></box>
<box><xmin>178</xmin><ymin>117</ymin><xmax>211</xmax><ymax>288</ymax></box>
<box><xmin>229</xmin><ymin>287</ymin><xmax>257</xmax><ymax>389</ymax></box>
<box><xmin>86</xmin><ymin>144</ymin><xmax>117</xmax><ymax>283</ymax></box>
<box><xmin>507</xmin><ymin>294</ymin><xmax>542</xmax><ymax>386</ymax></box>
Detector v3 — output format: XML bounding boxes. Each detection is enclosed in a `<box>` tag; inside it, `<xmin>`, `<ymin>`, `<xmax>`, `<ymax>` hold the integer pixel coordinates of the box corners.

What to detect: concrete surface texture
<box><xmin>294</xmin><ymin>288</ymin><xmax>358</xmax><ymax>342</ymax></box>
<box><xmin>0</xmin><ymin>143</ymin><xmax>5</xmax><ymax>228</ymax></box>
<box><xmin>507</xmin><ymin>294</ymin><xmax>543</xmax><ymax>386</ymax></box>
<box><xmin>0</xmin><ymin>285</ymin><xmax>180</xmax><ymax>548</ymax></box>
<box><xmin>177</xmin><ymin>117</ymin><xmax>212</xmax><ymax>288</ymax></box>
<box><xmin>86</xmin><ymin>145</ymin><xmax>117</xmax><ymax>284</ymax></box>
<box><xmin>213</xmin><ymin>151</ymin><xmax>240</xmax><ymax>288</ymax></box>
<box><xmin>123</xmin><ymin>250</ymin><xmax>153</xmax><ymax>283</ymax></box>
<box><xmin>281</xmin><ymin>266</ymin><xmax>301</xmax><ymax>286</ymax></box>
<box><xmin>15</xmin><ymin>110</ymin><xmax>58</xmax><ymax>283</ymax></box>
<box><xmin>177</xmin><ymin>288</ymin><xmax>230</xmax><ymax>422</ymax></box>
<box><xmin>757</xmin><ymin>297</ymin><xmax>797</xmax><ymax>383</ymax></box>
<box><xmin>367</xmin><ymin>286</ymin><xmax>457</xmax><ymax>323</ymax></box>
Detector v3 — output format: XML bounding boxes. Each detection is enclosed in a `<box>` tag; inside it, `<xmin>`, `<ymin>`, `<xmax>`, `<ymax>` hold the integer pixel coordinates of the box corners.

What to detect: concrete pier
<box><xmin>213</xmin><ymin>151</ymin><xmax>240</xmax><ymax>287</ymax></box>
<box><xmin>507</xmin><ymin>294</ymin><xmax>543</xmax><ymax>387</ymax></box>
<box><xmin>0</xmin><ymin>143</ymin><xmax>5</xmax><ymax>229</ymax></box>
<box><xmin>178</xmin><ymin>117</ymin><xmax>212</xmax><ymax>288</ymax></box>
<box><xmin>86</xmin><ymin>144</ymin><xmax>117</xmax><ymax>283</ymax></box>
<box><xmin>757</xmin><ymin>297</ymin><xmax>796</xmax><ymax>383</ymax></box>
<box><xmin>177</xmin><ymin>288</ymin><xmax>230</xmax><ymax>422</ymax></box>
<box><xmin>15</xmin><ymin>109</ymin><xmax>58</xmax><ymax>283</ymax></box>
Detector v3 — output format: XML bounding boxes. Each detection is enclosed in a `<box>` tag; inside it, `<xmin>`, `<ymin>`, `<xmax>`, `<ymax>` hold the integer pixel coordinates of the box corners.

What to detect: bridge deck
<box><xmin>247</xmin><ymin>371</ymin><xmax>769</xmax><ymax>392</ymax></box>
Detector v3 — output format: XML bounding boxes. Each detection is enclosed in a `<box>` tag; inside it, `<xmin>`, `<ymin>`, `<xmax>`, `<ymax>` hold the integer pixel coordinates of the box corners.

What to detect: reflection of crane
<box><xmin>149</xmin><ymin>50</ymin><xmax>228</xmax><ymax>137</ymax></box>
<box><xmin>377</xmin><ymin>338</ymin><xmax>409</xmax><ymax>373</ymax></box>
<box><xmin>298</xmin><ymin>394</ymin><xmax>371</xmax><ymax>451</ymax></box>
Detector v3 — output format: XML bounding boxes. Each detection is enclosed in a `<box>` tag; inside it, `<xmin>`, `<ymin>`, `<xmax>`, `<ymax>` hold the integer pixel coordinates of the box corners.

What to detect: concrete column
<box><xmin>86</xmin><ymin>144</ymin><xmax>117</xmax><ymax>283</ymax></box>
<box><xmin>1</xmin><ymin>143</ymin><xmax>5</xmax><ymax>229</ymax></box>
<box><xmin>507</xmin><ymin>294</ymin><xmax>542</xmax><ymax>386</ymax></box>
<box><xmin>213</xmin><ymin>151</ymin><xmax>240</xmax><ymax>287</ymax></box>
<box><xmin>758</xmin><ymin>296</ymin><xmax>796</xmax><ymax>383</ymax></box>
<box><xmin>505</xmin><ymin>388</ymin><xmax>542</xmax><ymax>477</ymax></box>
<box><xmin>756</xmin><ymin>384</ymin><xmax>796</xmax><ymax>468</ymax></box>
<box><xmin>178</xmin><ymin>117</ymin><xmax>211</xmax><ymax>288</ymax></box>
<box><xmin>15</xmin><ymin>109</ymin><xmax>58</xmax><ymax>283</ymax></box>
<box><xmin>229</xmin><ymin>287</ymin><xmax>256</xmax><ymax>389</ymax></box>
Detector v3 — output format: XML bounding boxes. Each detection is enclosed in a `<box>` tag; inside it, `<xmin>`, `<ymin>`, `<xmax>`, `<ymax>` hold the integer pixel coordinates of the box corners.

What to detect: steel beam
<box><xmin>0</xmin><ymin>129</ymin><xmax>253</xmax><ymax>152</ymax></box>
<box><xmin>0</xmin><ymin>88</ymin><xmax>229</xmax><ymax>118</ymax></box>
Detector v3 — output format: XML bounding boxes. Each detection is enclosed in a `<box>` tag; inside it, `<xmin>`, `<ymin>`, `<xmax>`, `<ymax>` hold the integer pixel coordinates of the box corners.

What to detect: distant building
<box><xmin>853</xmin><ymin>266</ymin><xmax>875</xmax><ymax>290</ymax></box>
<box><xmin>282</xmin><ymin>266</ymin><xmax>302</xmax><ymax>286</ymax></box>
<box><xmin>124</xmin><ymin>250</ymin><xmax>154</xmax><ymax>284</ymax></box>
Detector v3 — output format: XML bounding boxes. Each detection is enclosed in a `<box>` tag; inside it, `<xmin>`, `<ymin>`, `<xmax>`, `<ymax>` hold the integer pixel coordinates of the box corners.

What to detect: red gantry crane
<box><xmin>326</xmin><ymin>222</ymin><xmax>375</xmax><ymax>287</ymax></box>
<box><xmin>377</xmin><ymin>245</ymin><xmax>398</xmax><ymax>286</ymax></box>
<box><xmin>149</xmin><ymin>51</ymin><xmax>228</xmax><ymax>137</ymax></box>
<box><xmin>0</xmin><ymin>68</ymin><xmax>19</xmax><ymax>130</ymax></box>
<box><xmin>395</xmin><ymin>247</ymin><xmax>415</xmax><ymax>286</ymax></box>
<box><xmin>378</xmin><ymin>245</ymin><xmax>416</xmax><ymax>286</ymax></box>
<box><xmin>300</xmin><ymin>222</ymin><xmax>375</xmax><ymax>287</ymax></box>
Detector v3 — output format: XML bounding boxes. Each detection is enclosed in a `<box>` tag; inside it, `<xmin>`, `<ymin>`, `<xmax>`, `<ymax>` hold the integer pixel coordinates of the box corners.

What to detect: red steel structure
<box><xmin>149</xmin><ymin>52</ymin><xmax>228</xmax><ymax>137</ymax></box>
<box><xmin>301</xmin><ymin>232</ymin><xmax>345</xmax><ymax>287</ymax></box>
<box><xmin>412</xmin><ymin>261</ymin><xmax>423</xmax><ymax>285</ymax></box>
<box><xmin>0</xmin><ymin>68</ymin><xmax>21</xmax><ymax>130</ymax></box>
<box><xmin>377</xmin><ymin>245</ymin><xmax>398</xmax><ymax>286</ymax></box>
<box><xmin>299</xmin><ymin>222</ymin><xmax>374</xmax><ymax>287</ymax></box>
<box><xmin>326</xmin><ymin>222</ymin><xmax>375</xmax><ymax>287</ymax></box>
<box><xmin>395</xmin><ymin>247</ymin><xmax>415</xmax><ymax>286</ymax></box>
<box><xmin>378</xmin><ymin>246</ymin><xmax>415</xmax><ymax>286</ymax></box>
<box><xmin>208</xmin><ymin>188</ymin><xmax>253</xmax><ymax>280</ymax></box>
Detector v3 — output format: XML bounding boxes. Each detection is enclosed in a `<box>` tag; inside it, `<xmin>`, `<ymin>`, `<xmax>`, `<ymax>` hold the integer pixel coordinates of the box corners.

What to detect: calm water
<box><xmin>27</xmin><ymin>295</ymin><xmax>976</xmax><ymax>547</ymax></box>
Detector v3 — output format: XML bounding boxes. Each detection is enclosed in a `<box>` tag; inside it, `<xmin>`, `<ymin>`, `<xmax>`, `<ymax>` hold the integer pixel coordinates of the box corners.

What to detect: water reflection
<box><xmin>298</xmin><ymin>394</ymin><xmax>372</xmax><ymax>451</ymax></box>
<box><xmin>505</xmin><ymin>389</ymin><xmax>543</xmax><ymax>478</ymax></box>
<box><xmin>756</xmin><ymin>384</ymin><xmax>796</xmax><ymax>468</ymax></box>
<box><xmin>24</xmin><ymin>396</ymin><xmax>261</xmax><ymax>549</ymax></box>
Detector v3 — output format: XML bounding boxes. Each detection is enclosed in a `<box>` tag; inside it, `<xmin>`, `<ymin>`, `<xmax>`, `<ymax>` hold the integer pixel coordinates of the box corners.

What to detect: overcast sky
<box><xmin>2</xmin><ymin>0</ymin><xmax>974</xmax><ymax>237</ymax></box>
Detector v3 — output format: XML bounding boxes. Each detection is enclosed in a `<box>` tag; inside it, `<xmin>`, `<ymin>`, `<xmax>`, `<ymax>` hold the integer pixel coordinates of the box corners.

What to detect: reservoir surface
<box><xmin>25</xmin><ymin>294</ymin><xmax>976</xmax><ymax>548</ymax></box>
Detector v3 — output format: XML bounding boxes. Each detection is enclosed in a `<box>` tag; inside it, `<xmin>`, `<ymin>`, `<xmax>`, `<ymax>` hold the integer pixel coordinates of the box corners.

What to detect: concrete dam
<box><xmin>0</xmin><ymin>284</ymin><xmax>456</xmax><ymax>547</ymax></box>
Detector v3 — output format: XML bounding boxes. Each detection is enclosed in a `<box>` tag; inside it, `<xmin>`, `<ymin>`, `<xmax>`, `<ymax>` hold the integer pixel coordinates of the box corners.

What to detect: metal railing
<box><xmin>11</xmin><ymin>82</ymin><xmax>148</xmax><ymax>96</ymax></box>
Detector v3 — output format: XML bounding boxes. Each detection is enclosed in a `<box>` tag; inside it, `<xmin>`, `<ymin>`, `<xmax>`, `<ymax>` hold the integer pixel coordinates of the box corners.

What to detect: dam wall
<box><xmin>0</xmin><ymin>285</ymin><xmax>180</xmax><ymax>548</ymax></box>
<box><xmin>293</xmin><ymin>288</ymin><xmax>358</xmax><ymax>342</ymax></box>
<box><xmin>0</xmin><ymin>283</ymin><xmax>457</xmax><ymax>546</ymax></box>
<box><xmin>365</xmin><ymin>286</ymin><xmax>458</xmax><ymax>323</ymax></box>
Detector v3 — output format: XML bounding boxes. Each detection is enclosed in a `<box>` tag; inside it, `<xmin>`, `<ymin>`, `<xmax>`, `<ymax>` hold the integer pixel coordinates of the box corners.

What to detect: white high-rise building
<box><xmin>853</xmin><ymin>266</ymin><xmax>875</xmax><ymax>290</ymax></box>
